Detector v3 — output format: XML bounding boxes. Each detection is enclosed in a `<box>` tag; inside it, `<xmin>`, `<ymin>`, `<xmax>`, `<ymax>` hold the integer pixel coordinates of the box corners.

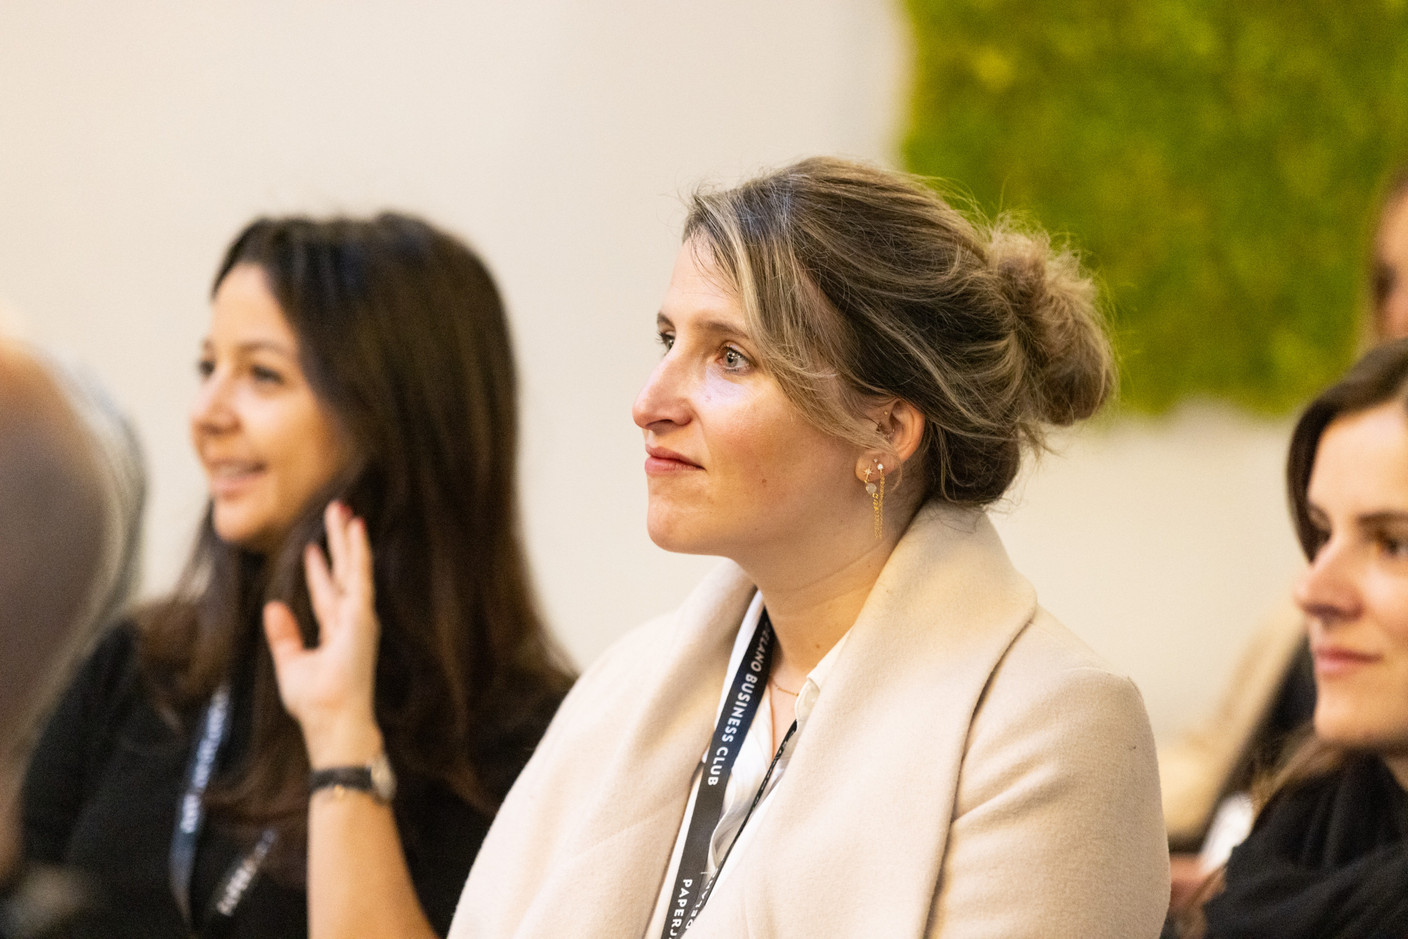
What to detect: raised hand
<box><xmin>264</xmin><ymin>501</ymin><xmax>384</xmax><ymax>769</ymax></box>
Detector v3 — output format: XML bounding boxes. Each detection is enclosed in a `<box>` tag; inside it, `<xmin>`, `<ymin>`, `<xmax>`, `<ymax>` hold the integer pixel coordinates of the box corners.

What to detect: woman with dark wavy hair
<box><xmin>1177</xmin><ymin>338</ymin><xmax>1408</xmax><ymax>938</ymax></box>
<box><xmin>20</xmin><ymin>213</ymin><xmax>571</xmax><ymax>938</ymax></box>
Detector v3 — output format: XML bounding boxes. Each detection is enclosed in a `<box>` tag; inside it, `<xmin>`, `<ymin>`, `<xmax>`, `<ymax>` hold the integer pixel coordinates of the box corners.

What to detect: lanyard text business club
<box><xmin>661</xmin><ymin>611</ymin><xmax>798</xmax><ymax>938</ymax></box>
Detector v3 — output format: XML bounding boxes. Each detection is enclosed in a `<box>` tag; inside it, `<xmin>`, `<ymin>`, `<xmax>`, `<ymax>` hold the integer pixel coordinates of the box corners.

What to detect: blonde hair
<box><xmin>684</xmin><ymin>156</ymin><xmax>1114</xmax><ymax>506</ymax></box>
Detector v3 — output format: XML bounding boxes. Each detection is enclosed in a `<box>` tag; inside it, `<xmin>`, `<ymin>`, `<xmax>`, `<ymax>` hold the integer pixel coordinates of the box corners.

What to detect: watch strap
<box><xmin>309</xmin><ymin>766</ymin><xmax>374</xmax><ymax>795</ymax></box>
<box><xmin>309</xmin><ymin>752</ymin><xmax>396</xmax><ymax>803</ymax></box>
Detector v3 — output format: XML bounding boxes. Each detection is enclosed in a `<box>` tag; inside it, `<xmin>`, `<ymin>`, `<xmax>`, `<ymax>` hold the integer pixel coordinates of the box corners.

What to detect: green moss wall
<box><xmin>904</xmin><ymin>0</ymin><xmax>1408</xmax><ymax>413</ymax></box>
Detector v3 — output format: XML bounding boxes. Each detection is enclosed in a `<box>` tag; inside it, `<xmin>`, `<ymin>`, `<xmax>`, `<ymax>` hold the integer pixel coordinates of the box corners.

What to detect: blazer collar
<box><xmin>504</xmin><ymin>503</ymin><xmax>1037</xmax><ymax>937</ymax></box>
<box><xmin>690</xmin><ymin>503</ymin><xmax>1038</xmax><ymax>936</ymax></box>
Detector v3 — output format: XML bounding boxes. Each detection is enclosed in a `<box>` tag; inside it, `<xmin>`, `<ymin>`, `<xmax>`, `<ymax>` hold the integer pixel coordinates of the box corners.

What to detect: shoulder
<box><xmin>20</xmin><ymin>620</ymin><xmax>164</xmax><ymax>863</ymax></box>
<box><xmin>1001</xmin><ymin>607</ymin><xmax>1130</xmax><ymax>685</ymax></box>
<box><xmin>930</xmin><ymin>608</ymin><xmax>1169</xmax><ymax>935</ymax></box>
<box><xmin>938</xmin><ymin>606</ymin><xmax>1161</xmax><ymax>839</ymax></box>
<box><xmin>493</xmin><ymin>560</ymin><xmax>753</xmax><ymax>799</ymax></box>
<box><xmin>49</xmin><ymin>619</ymin><xmax>144</xmax><ymax>720</ymax></box>
<box><xmin>970</xmin><ymin>607</ymin><xmax>1156</xmax><ymax>773</ymax></box>
<box><xmin>25</xmin><ymin>615</ymin><xmax>193</xmax><ymax>781</ymax></box>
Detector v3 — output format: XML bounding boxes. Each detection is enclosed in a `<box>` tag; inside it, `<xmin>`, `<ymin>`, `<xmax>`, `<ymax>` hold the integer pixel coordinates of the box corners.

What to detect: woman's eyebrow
<box><xmin>1358</xmin><ymin>510</ymin><xmax>1408</xmax><ymax>527</ymax></box>
<box><xmin>695</xmin><ymin>319</ymin><xmax>747</xmax><ymax>339</ymax></box>
<box><xmin>200</xmin><ymin>337</ymin><xmax>295</xmax><ymax>358</ymax></box>
<box><xmin>656</xmin><ymin>311</ymin><xmax>748</xmax><ymax>342</ymax></box>
<box><xmin>231</xmin><ymin>339</ymin><xmax>297</xmax><ymax>359</ymax></box>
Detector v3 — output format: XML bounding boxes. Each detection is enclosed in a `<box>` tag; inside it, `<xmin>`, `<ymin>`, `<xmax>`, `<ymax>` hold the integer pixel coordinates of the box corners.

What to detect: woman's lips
<box><xmin>644</xmin><ymin>446</ymin><xmax>701</xmax><ymax>475</ymax></box>
<box><xmin>1312</xmin><ymin>645</ymin><xmax>1380</xmax><ymax>677</ymax></box>
<box><xmin>206</xmin><ymin>461</ymin><xmax>265</xmax><ymax>497</ymax></box>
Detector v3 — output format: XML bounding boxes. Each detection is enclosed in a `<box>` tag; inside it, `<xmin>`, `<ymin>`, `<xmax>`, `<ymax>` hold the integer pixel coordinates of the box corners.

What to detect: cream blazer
<box><xmin>451</xmin><ymin>505</ymin><xmax>1169</xmax><ymax>937</ymax></box>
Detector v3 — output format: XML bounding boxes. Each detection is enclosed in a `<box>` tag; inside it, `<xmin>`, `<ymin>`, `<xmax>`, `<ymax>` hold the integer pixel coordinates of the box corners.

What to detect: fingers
<box><xmin>303</xmin><ymin>501</ymin><xmax>376</xmax><ymax>648</ymax></box>
<box><xmin>346</xmin><ymin>512</ymin><xmax>375</xmax><ymax>608</ymax></box>
<box><xmin>322</xmin><ymin>503</ymin><xmax>374</xmax><ymax>605</ymax></box>
<box><xmin>324</xmin><ymin>500</ymin><xmax>350</xmax><ymax>592</ymax></box>
<box><xmin>304</xmin><ymin>541</ymin><xmax>338</xmax><ymax>639</ymax></box>
<box><xmin>322</xmin><ymin>501</ymin><xmax>373</xmax><ymax>605</ymax></box>
<box><xmin>263</xmin><ymin>601</ymin><xmax>305</xmax><ymax>670</ymax></box>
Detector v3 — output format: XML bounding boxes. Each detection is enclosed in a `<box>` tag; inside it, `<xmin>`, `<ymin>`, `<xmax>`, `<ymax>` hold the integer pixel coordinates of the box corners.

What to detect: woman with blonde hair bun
<box><xmin>440</xmin><ymin>156</ymin><xmax>1169</xmax><ymax>937</ymax></box>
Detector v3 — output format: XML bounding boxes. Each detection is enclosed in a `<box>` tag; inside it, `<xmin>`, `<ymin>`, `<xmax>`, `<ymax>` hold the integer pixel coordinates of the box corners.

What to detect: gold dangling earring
<box><xmin>864</xmin><ymin>461</ymin><xmax>885</xmax><ymax>539</ymax></box>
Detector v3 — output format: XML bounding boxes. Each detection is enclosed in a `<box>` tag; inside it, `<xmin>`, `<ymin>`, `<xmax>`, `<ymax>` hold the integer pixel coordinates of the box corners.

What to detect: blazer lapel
<box><xmin>691</xmin><ymin>505</ymin><xmax>1038</xmax><ymax>937</ymax></box>
<box><xmin>513</xmin><ymin>564</ymin><xmax>758</xmax><ymax>937</ymax></box>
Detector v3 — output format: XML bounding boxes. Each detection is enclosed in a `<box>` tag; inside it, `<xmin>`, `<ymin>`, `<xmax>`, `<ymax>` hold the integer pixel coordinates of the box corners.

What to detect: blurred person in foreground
<box><xmin>19</xmin><ymin>214</ymin><xmax>572</xmax><ymax>939</ymax></box>
<box><xmin>0</xmin><ymin>339</ymin><xmax>145</xmax><ymax>938</ymax></box>
<box><xmin>446</xmin><ymin>157</ymin><xmax>1169</xmax><ymax>937</ymax></box>
<box><xmin>1173</xmin><ymin>338</ymin><xmax>1408</xmax><ymax>936</ymax></box>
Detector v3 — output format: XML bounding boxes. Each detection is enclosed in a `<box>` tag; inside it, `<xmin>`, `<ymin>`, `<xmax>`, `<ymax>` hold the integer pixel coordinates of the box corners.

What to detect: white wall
<box><xmin>0</xmin><ymin>0</ymin><xmax>1304</xmax><ymax>743</ymax></box>
<box><xmin>989</xmin><ymin>406</ymin><xmax>1305</xmax><ymax>740</ymax></box>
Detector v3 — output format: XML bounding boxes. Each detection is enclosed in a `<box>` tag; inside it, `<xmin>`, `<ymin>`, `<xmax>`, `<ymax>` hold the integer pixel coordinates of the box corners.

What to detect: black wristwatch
<box><xmin>308</xmin><ymin>751</ymin><xmax>397</xmax><ymax>804</ymax></box>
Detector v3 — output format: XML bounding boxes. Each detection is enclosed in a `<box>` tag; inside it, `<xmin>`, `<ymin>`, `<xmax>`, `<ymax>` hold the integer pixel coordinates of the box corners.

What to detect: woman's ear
<box><xmin>879</xmin><ymin>399</ymin><xmax>924</xmax><ymax>462</ymax></box>
<box><xmin>854</xmin><ymin>399</ymin><xmax>924</xmax><ymax>481</ymax></box>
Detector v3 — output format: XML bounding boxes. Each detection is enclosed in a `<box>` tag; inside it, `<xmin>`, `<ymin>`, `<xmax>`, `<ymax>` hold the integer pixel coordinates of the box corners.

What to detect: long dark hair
<box><xmin>140</xmin><ymin>212</ymin><xmax>570</xmax><ymax>857</ymax></box>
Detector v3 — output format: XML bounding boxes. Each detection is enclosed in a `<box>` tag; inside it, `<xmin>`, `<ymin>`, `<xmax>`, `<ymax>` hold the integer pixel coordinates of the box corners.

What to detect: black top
<box><xmin>1201</xmin><ymin>755</ymin><xmax>1408</xmax><ymax>939</ymax></box>
<box><xmin>1228</xmin><ymin>639</ymin><xmax>1318</xmax><ymax>795</ymax></box>
<box><xmin>20</xmin><ymin>625</ymin><xmax>563</xmax><ymax>938</ymax></box>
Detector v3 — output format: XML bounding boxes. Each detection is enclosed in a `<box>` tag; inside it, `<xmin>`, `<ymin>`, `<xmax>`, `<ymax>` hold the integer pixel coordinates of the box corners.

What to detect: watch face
<box><xmin>370</xmin><ymin>752</ymin><xmax>397</xmax><ymax>803</ymax></box>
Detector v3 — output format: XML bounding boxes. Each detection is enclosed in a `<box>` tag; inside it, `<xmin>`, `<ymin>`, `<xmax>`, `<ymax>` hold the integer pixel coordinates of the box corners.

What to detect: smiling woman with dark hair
<box><xmin>20</xmin><ymin>213</ymin><xmax>571</xmax><ymax>939</ymax></box>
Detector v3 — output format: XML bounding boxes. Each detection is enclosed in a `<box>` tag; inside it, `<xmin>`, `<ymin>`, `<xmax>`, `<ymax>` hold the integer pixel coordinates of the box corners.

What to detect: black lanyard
<box><xmin>169</xmin><ymin>684</ymin><xmax>277</xmax><ymax>933</ymax></box>
<box><xmin>660</xmin><ymin>610</ymin><xmax>797</xmax><ymax>939</ymax></box>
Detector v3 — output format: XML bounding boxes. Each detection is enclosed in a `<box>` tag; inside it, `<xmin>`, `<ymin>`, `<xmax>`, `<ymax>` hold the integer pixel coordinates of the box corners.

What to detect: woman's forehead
<box><xmin>1311</xmin><ymin>403</ymin><xmax>1408</xmax><ymax>511</ymax></box>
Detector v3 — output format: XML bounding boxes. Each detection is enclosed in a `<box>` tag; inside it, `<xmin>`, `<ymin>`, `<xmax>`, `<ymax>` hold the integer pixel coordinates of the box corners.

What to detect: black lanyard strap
<box><xmin>171</xmin><ymin>684</ymin><xmax>231</xmax><ymax>926</ymax></box>
<box><xmin>660</xmin><ymin>611</ymin><xmax>775</xmax><ymax>939</ymax></box>
<box><xmin>688</xmin><ymin>719</ymin><xmax>796</xmax><ymax>920</ymax></box>
<box><xmin>169</xmin><ymin>684</ymin><xmax>276</xmax><ymax>933</ymax></box>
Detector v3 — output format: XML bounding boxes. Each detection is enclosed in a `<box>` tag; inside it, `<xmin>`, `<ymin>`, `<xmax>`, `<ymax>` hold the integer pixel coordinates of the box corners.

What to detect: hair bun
<box><xmin>987</xmin><ymin>224</ymin><xmax>1115</xmax><ymax>426</ymax></box>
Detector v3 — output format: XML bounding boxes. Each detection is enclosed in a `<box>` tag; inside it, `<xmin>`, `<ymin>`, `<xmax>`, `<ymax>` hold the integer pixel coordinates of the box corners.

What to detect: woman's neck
<box><xmin>747</xmin><ymin>522</ymin><xmax>906</xmax><ymax>690</ymax></box>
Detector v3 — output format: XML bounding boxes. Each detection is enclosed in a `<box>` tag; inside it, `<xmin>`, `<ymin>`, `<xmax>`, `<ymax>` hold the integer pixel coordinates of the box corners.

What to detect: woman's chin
<box><xmin>211</xmin><ymin>519</ymin><xmax>277</xmax><ymax>557</ymax></box>
<box><xmin>645</xmin><ymin>518</ymin><xmax>713</xmax><ymax>557</ymax></box>
<box><xmin>646</xmin><ymin>527</ymin><xmax>692</xmax><ymax>554</ymax></box>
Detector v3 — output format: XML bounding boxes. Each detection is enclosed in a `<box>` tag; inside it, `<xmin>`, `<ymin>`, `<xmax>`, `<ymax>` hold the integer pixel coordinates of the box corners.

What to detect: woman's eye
<box><xmin>250</xmin><ymin>364</ymin><xmax>284</xmax><ymax>386</ymax></box>
<box><xmin>657</xmin><ymin>332</ymin><xmax>675</xmax><ymax>353</ymax></box>
<box><xmin>196</xmin><ymin>358</ymin><xmax>215</xmax><ymax>379</ymax></box>
<box><xmin>721</xmin><ymin>346</ymin><xmax>750</xmax><ymax>371</ymax></box>
<box><xmin>1382</xmin><ymin>535</ymin><xmax>1408</xmax><ymax>558</ymax></box>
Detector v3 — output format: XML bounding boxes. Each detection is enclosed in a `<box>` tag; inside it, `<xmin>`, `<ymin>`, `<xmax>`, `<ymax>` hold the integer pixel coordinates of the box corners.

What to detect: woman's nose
<box><xmin>1293</xmin><ymin>541</ymin><xmax>1361</xmax><ymax>627</ymax></box>
<box><xmin>632</xmin><ymin>355</ymin><xmax>689</xmax><ymax>430</ymax></box>
<box><xmin>190</xmin><ymin>371</ymin><xmax>236</xmax><ymax>433</ymax></box>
